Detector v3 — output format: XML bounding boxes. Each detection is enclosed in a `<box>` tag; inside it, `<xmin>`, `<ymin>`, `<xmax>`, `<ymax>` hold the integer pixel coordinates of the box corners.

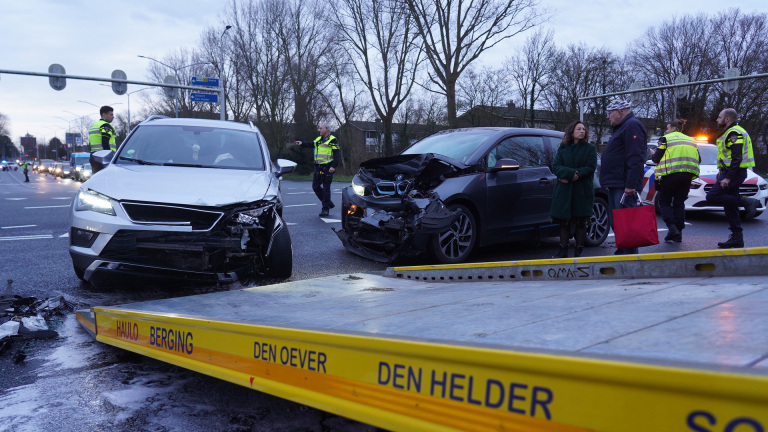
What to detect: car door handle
<box><xmin>539</xmin><ymin>178</ymin><xmax>553</xmax><ymax>184</ymax></box>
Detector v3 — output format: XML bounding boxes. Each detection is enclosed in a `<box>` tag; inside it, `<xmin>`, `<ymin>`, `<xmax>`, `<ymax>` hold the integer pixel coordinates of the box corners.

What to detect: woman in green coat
<box><xmin>550</xmin><ymin>121</ymin><xmax>597</xmax><ymax>258</ymax></box>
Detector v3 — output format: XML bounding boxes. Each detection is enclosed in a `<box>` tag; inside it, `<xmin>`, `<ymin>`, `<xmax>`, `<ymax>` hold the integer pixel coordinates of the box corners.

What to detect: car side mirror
<box><xmin>276</xmin><ymin>158</ymin><xmax>297</xmax><ymax>176</ymax></box>
<box><xmin>488</xmin><ymin>158</ymin><xmax>521</xmax><ymax>173</ymax></box>
<box><xmin>90</xmin><ymin>150</ymin><xmax>114</xmax><ymax>174</ymax></box>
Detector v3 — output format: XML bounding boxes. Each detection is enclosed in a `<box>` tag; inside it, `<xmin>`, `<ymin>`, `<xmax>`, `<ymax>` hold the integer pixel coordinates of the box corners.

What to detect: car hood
<box><xmin>357</xmin><ymin>153</ymin><xmax>467</xmax><ymax>189</ymax></box>
<box><xmin>86</xmin><ymin>165</ymin><xmax>277</xmax><ymax>206</ymax></box>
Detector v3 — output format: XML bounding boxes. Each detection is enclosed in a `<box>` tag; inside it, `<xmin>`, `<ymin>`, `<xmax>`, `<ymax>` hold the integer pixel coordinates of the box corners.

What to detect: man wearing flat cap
<box><xmin>599</xmin><ymin>98</ymin><xmax>648</xmax><ymax>254</ymax></box>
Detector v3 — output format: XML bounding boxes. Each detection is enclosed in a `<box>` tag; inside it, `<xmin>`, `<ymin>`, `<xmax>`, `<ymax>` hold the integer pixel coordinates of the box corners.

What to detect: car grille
<box><xmin>375</xmin><ymin>180</ymin><xmax>411</xmax><ymax>196</ymax></box>
<box><xmin>121</xmin><ymin>202</ymin><xmax>224</xmax><ymax>231</ymax></box>
<box><xmin>99</xmin><ymin>230</ymin><xmax>238</xmax><ymax>271</ymax></box>
<box><xmin>703</xmin><ymin>184</ymin><xmax>758</xmax><ymax>196</ymax></box>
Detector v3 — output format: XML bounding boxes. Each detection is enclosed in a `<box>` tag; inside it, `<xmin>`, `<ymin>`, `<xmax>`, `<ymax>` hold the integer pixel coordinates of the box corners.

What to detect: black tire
<box><xmin>429</xmin><ymin>204</ymin><xmax>477</xmax><ymax>264</ymax></box>
<box><xmin>73</xmin><ymin>264</ymin><xmax>85</xmax><ymax>281</ymax></box>
<box><xmin>585</xmin><ymin>196</ymin><xmax>610</xmax><ymax>247</ymax></box>
<box><xmin>654</xmin><ymin>195</ymin><xmax>661</xmax><ymax>215</ymax></box>
<box><xmin>266</xmin><ymin>225</ymin><xmax>293</xmax><ymax>278</ymax></box>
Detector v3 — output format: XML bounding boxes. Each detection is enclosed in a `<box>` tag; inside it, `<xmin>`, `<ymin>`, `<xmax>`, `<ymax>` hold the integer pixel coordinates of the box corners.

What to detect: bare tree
<box><xmin>456</xmin><ymin>66</ymin><xmax>512</xmax><ymax>126</ymax></box>
<box><xmin>709</xmin><ymin>8</ymin><xmax>768</xmax><ymax>163</ymax></box>
<box><xmin>270</xmin><ymin>0</ymin><xmax>336</xmax><ymax>141</ymax></box>
<box><xmin>626</xmin><ymin>13</ymin><xmax>718</xmax><ymax>136</ymax></box>
<box><xmin>504</xmin><ymin>29</ymin><xmax>556</xmax><ymax>127</ymax></box>
<box><xmin>334</xmin><ymin>0</ymin><xmax>422</xmax><ymax>156</ymax></box>
<box><xmin>317</xmin><ymin>43</ymin><xmax>374</xmax><ymax>172</ymax></box>
<box><xmin>403</xmin><ymin>0</ymin><xmax>545</xmax><ymax>127</ymax></box>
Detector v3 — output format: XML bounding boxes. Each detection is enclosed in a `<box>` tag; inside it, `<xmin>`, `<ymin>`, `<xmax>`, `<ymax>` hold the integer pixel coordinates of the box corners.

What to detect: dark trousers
<box><xmin>312</xmin><ymin>165</ymin><xmax>334</xmax><ymax>210</ymax></box>
<box><xmin>23</xmin><ymin>170</ymin><xmax>29</xmax><ymax>182</ymax></box>
<box><xmin>657</xmin><ymin>172</ymin><xmax>694</xmax><ymax>231</ymax></box>
<box><xmin>706</xmin><ymin>169</ymin><xmax>747</xmax><ymax>233</ymax></box>
<box><xmin>608</xmin><ymin>187</ymin><xmax>639</xmax><ymax>254</ymax></box>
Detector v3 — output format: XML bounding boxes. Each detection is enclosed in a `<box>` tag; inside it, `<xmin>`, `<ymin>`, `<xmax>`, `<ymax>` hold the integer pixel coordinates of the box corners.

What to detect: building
<box><xmin>20</xmin><ymin>133</ymin><xmax>37</xmax><ymax>159</ymax></box>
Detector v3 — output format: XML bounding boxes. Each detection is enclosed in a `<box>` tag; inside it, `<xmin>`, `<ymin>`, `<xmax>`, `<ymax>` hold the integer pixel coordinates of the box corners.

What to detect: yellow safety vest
<box><xmin>89</xmin><ymin>120</ymin><xmax>116</xmax><ymax>152</ymax></box>
<box><xmin>717</xmin><ymin>124</ymin><xmax>754</xmax><ymax>169</ymax></box>
<box><xmin>656</xmin><ymin>131</ymin><xmax>699</xmax><ymax>179</ymax></box>
<box><xmin>313</xmin><ymin>134</ymin><xmax>338</xmax><ymax>164</ymax></box>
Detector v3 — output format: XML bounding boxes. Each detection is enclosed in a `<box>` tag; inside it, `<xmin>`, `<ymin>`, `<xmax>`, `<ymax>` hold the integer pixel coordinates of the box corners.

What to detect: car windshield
<box><xmin>116</xmin><ymin>124</ymin><xmax>266</xmax><ymax>170</ymax></box>
<box><xmin>401</xmin><ymin>129</ymin><xmax>495</xmax><ymax>164</ymax></box>
<box><xmin>698</xmin><ymin>145</ymin><xmax>718</xmax><ymax>165</ymax></box>
<box><xmin>73</xmin><ymin>155</ymin><xmax>90</xmax><ymax>166</ymax></box>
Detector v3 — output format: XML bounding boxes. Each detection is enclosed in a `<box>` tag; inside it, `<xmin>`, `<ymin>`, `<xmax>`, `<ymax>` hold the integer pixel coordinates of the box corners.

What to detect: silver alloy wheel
<box><xmin>432</xmin><ymin>205</ymin><xmax>476</xmax><ymax>263</ymax></box>
<box><xmin>586</xmin><ymin>197</ymin><xmax>610</xmax><ymax>246</ymax></box>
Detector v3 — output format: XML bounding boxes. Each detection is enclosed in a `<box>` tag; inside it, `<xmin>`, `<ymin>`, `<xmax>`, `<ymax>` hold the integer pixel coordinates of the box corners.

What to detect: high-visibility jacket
<box><xmin>313</xmin><ymin>134</ymin><xmax>338</xmax><ymax>165</ymax></box>
<box><xmin>89</xmin><ymin>120</ymin><xmax>116</xmax><ymax>152</ymax></box>
<box><xmin>717</xmin><ymin>124</ymin><xmax>754</xmax><ymax>169</ymax></box>
<box><xmin>656</xmin><ymin>131</ymin><xmax>700</xmax><ymax>178</ymax></box>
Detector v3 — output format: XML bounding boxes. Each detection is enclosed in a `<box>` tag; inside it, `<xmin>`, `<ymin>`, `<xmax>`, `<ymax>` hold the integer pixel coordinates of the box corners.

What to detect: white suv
<box><xmin>69</xmin><ymin>116</ymin><xmax>297</xmax><ymax>285</ymax></box>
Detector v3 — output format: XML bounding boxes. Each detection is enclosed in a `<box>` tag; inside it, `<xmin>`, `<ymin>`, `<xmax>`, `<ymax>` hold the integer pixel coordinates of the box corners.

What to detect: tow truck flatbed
<box><xmin>77</xmin><ymin>248</ymin><xmax>768</xmax><ymax>431</ymax></box>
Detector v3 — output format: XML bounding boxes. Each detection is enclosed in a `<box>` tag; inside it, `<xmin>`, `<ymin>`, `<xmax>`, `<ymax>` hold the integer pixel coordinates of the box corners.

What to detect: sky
<box><xmin>1</xmin><ymin>0</ymin><xmax>766</xmax><ymax>150</ymax></box>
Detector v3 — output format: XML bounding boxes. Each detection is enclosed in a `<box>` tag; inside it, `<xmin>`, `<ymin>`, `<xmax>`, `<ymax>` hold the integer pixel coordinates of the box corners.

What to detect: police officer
<box><xmin>295</xmin><ymin>122</ymin><xmax>340</xmax><ymax>217</ymax></box>
<box><xmin>88</xmin><ymin>106</ymin><xmax>117</xmax><ymax>153</ymax></box>
<box><xmin>22</xmin><ymin>161</ymin><xmax>30</xmax><ymax>182</ymax></box>
<box><xmin>651</xmin><ymin>120</ymin><xmax>700</xmax><ymax>242</ymax></box>
<box><xmin>706</xmin><ymin>108</ymin><xmax>759</xmax><ymax>248</ymax></box>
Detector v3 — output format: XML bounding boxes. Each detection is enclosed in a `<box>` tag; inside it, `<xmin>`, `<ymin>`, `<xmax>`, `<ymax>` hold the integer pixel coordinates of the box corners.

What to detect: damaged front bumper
<box><xmin>335</xmin><ymin>187</ymin><xmax>459</xmax><ymax>263</ymax></box>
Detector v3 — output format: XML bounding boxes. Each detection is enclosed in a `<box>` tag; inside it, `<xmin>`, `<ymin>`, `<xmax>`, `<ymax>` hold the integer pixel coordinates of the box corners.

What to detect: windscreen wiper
<box><xmin>162</xmin><ymin>162</ymin><xmax>208</xmax><ymax>168</ymax></box>
<box><xmin>118</xmin><ymin>157</ymin><xmax>159</xmax><ymax>165</ymax></box>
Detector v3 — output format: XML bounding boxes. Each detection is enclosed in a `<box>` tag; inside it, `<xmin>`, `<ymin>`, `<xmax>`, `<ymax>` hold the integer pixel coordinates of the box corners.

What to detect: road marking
<box><xmin>285</xmin><ymin>203</ymin><xmax>316</xmax><ymax>208</ymax></box>
<box><xmin>60</xmin><ymin>233</ymin><xmax>69</xmax><ymax>238</ymax></box>
<box><xmin>0</xmin><ymin>234</ymin><xmax>54</xmax><ymax>241</ymax></box>
<box><xmin>5</xmin><ymin>198</ymin><xmax>26</xmax><ymax>200</ymax></box>
<box><xmin>1</xmin><ymin>225</ymin><xmax>36</xmax><ymax>229</ymax></box>
<box><xmin>52</xmin><ymin>197</ymin><xmax>72</xmax><ymax>200</ymax></box>
<box><xmin>321</xmin><ymin>218</ymin><xmax>342</xmax><ymax>223</ymax></box>
<box><xmin>24</xmin><ymin>205</ymin><xmax>70</xmax><ymax>209</ymax></box>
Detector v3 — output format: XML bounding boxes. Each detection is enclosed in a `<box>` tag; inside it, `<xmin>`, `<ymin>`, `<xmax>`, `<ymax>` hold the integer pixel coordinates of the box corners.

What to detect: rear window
<box><xmin>116</xmin><ymin>124</ymin><xmax>266</xmax><ymax>170</ymax></box>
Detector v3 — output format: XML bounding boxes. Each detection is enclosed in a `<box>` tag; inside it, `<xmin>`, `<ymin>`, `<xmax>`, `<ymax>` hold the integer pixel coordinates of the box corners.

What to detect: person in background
<box><xmin>598</xmin><ymin>98</ymin><xmax>647</xmax><ymax>255</ymax></box>
<box><xmin>295</xmin><ymin>122</ymin><xmax>340</xmax><ymax>217</ymax></box>
<box><xmin>651</xmin><ymin>120</ymin><xmax>700</xmax><ymax>242</ymax></box>
<box><xmin>550</xmin><ymin>121</ymin><xmax>597</xmax><ymax>258</ymax></box>
<box><xmin>22</xmin><ymin>161</ymin><xmax>30</xmax><ymax>182</ymax></box>
<box><xmin>88</xmin><ymin>106</ymin><xmax>116</xmax><ymax>153</ymax></box>
<box><xmin>706</xmin><ymin>108</ymin><xmax>759</xmax><ymax>248</ymax></box>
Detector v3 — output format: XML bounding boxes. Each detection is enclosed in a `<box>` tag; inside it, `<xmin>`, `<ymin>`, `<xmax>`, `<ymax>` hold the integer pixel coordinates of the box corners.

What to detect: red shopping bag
<box><xmin>612</xmin><ymin>203</ymin><xmax>659</xmax><ymax>249</ymax></box>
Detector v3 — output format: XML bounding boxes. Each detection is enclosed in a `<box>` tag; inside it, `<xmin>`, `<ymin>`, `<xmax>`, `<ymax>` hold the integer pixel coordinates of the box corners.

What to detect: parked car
<box><xmin>335</xmin><ymin>127</ymin><xmax>610</xmax><ymax>264</ymax></box>
<box><xmin>70</xmin><ymin>152</ymin><xmax>92</xmax><ymax>181</ymax></box>
<box><xmin>640</xmin><ymin>142</ymin><xmax>768</xmax><ymax>218</ymax></box>
<box><xmin>69</xmin><ymin>116</ymin><xmax>297</xmax><ymax>284</ymax></box>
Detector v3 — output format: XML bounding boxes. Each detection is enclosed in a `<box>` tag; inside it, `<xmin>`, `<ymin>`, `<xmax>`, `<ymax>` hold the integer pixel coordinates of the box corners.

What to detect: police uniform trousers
<box><xmin>657</xmin><ymin>172</ymin><xmax>694</xmax><ymax>232</ymax></box>
<box><xmin>312</xmin><ymin>164</ymin><xmax>334</xmax><ymax>211</ymax></box>
<box><xmin>706</xmin><ymin>169</ymin><xmax>747</xmax><ymax>233</ymax></box>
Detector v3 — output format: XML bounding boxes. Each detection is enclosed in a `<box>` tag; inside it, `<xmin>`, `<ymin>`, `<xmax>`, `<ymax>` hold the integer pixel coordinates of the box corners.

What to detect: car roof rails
<box><xmin>141</xmin><ymin>115</ymin><xmax>171</xmax><ymax>124</ymax></box>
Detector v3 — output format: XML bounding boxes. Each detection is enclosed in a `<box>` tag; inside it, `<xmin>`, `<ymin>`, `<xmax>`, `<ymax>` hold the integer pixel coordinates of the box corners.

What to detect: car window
<box><xmin>488</xmin><ymin>135</ymin><xmax>552</xmax><ymax>169</ymax></box>
<box><xmin>698</xmin><ymin>145</ymin><xmax>717</xmax><ymax>165</ymax></box>
<box><xmin>401</xmin><ymin>130</ymin><xmax>494</xmax><ymax>164</ymax></box>
<box><xmin>116</xmin><ymin>125</ymin><xmax>266</xmax><ymax>170</ymax></box>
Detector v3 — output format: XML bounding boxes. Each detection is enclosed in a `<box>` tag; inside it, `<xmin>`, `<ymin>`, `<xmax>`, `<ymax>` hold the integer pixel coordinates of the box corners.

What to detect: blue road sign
<box><xmin>191</xmin><ymin>76</ymin><xmax>220</xmax><ymax>87</ymax></box>
<box><xmin>190</xmin><ymin>92</ymin><xmax>219</xmax><ymax>103</ymax></box>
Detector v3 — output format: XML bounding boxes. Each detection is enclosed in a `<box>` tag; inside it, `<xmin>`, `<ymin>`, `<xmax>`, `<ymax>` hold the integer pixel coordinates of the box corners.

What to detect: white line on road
<box><xmin>5</xmin><ymin>198</ymin><xmax>26</xmax><ymax>200</ymax></box>
<box><xmin>0</xmin><ymin>234</ymin><xmax>54</xmax><ymax>241</ymax></box>
<box><xmin>1</xmin><ymin>225</ymin><xmax>37</xmax><ymax>229</ymax></box>
<box><xmin>24</xmin><ymin>205</ymin><xmax>71</xmax><ymax>209</ymax></box>
<box><xmin>52</xmin><ymin>197</ymin><xmax>72</xmax><ymax>200</ymax></box>
<box><xmin>60</xmin><ymin>233</ymin><xmax>69</xmax><ymax>238</ymax></box>
<box><xmin>284</xmin><ymin>203</ymin><xmax>317</xmax><ymax>208</ymax></box>
<box><xmin>321</xmin><ymin>218</ymin><xmax>342</xmax><ymax>223</ymax></box>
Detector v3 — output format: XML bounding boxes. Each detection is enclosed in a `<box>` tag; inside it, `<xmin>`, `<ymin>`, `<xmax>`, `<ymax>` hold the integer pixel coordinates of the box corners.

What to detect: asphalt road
<box><xmin>1</xmin><ymin>168</ymin><xmax>767</xmax><ymax>431</ymax></box>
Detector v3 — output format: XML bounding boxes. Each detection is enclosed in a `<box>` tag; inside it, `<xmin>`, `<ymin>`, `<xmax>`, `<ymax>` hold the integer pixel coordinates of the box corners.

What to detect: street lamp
<box><xmin>138</xmin><ymin>55</ymin><xmax>212</xmax><ymax>118</ymax></box>
<box><xmin>220</xmin><ymin>25</ymin><xmax>232</xmax><ymax>121</ymax></box>
<box><xmin>62</xmin><ymin>111</ymin><xmax>94</xmax><ymax>154</ymax></box>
